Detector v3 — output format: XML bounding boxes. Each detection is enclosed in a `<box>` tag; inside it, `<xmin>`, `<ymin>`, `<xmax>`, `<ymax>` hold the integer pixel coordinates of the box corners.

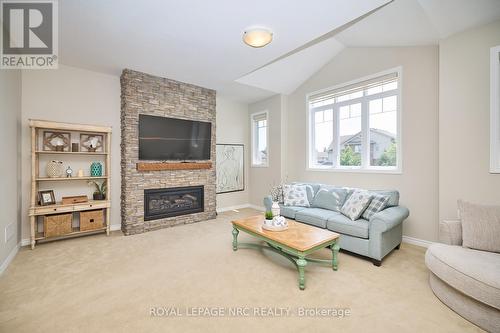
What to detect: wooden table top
<box><xmin>232</xmin><ymin>215</ymin><xmax>339</xmax><ymax>252</ymax></box>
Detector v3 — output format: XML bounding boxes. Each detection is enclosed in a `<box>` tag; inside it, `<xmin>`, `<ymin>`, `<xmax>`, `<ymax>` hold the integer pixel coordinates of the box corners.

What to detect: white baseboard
<box><xmin>21</xmin><ymin>238</ymin><xmax>31</xmax><ymax>247</ymax></box>
<box><xmin>216</xmin><ymin>204</ymin><xmax>251</xmax><ymax>213</ymax></box>
<box><xmin>217</xmin><ymin>204</ymin><xmax>266</xmax><ymax>213</ymax></box>
<box><xmin>248</xmin><ymin>204</ymin><xmax>265</xmax><ymax>211</ymax></box>
<box><xmin>0</xmin><ymin>243</ymin><xmax>20</xmax><ymax>275</ymax></box>
<box><xmin>402</xmin><ymin>235</ymin><xmax>434</xmax><ymax>248</ymax></box>
<box><xmin>110</xmin><ymin>224</ymin><xmax>121</xmax><ymax>231</ymax></box>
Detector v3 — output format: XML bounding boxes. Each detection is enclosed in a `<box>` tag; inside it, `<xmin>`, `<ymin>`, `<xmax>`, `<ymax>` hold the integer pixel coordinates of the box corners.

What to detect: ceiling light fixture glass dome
<box><xmin>243</xmin><ymin>28</ymin><xmax>273</xmax><ymax>48</ymax></box>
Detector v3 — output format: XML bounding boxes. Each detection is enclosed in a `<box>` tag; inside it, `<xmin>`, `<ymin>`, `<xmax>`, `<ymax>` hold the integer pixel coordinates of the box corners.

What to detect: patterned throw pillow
<box><xmin>283</xmin><ymin>184</ymin><xmax>310</xmax><ymax>207</ymax></box>
<box><xmin>340</xmin><ymin>190</ymin><xmax>373</xmax><ymax>221</ymax></box>
<box><xmin>362</xmin><ymin>193</ymin><xmax>390</xmax><ymax>220</ymax></box>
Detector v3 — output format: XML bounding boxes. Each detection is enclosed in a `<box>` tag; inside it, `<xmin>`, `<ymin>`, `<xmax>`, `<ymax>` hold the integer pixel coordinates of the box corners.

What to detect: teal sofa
<box><xmin>264</xmin><ymin>183</ymin><xmax>409</xmax><ymax>266</ymax></box>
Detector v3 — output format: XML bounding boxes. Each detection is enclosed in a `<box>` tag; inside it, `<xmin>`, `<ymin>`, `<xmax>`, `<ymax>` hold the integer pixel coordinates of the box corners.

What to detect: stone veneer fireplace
<box><xmin>120</xmin><ymin>69</ymin><xmax>216</xmax><ymax>235</ymax></box>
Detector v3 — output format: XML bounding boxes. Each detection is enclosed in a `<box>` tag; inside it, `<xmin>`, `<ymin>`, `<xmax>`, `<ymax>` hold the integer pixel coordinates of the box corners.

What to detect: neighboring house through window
<box><xmin>251</xmin><ymin>110</ymin><xmax>269</xmax><ymax>167</ymax></box>
<box><xmin>307</xmin><ymin>68</ymin><xmax>402</xmax><ymax>172</ymax></box>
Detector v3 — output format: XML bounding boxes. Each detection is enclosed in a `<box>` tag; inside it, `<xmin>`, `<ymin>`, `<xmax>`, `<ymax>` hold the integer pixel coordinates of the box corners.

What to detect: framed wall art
<box><xmin>216</xmin><ymin>144</ymin><xmax>244</xmax><ymax>194</ymax></box>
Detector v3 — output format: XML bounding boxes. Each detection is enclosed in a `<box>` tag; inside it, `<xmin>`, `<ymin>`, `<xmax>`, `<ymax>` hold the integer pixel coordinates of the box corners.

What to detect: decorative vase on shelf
<box><xmin>93</xmin><ymin>192</ymin><xmax>105</xmax><ymax>200</ymax></box>
<box><xmin>90</xmin><ymin>161</ymin><xmax>102</xmax><ymax>177</ymax></box>
<box><xmin>46</xmin><ymin>160</ymin><xmax>64</xmax><ymax>178</ymax></box>
<box><xmin>272</xmin><ymin>201</ymin><xmax>281</xmax><ymax>217</ymax></box>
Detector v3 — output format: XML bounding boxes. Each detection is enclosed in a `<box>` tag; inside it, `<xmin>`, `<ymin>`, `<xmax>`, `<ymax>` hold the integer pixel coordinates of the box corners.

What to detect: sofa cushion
<box><xmin>295</xmin><ymin>208</ymin><xmax>339</xmax><ymax>229</ymax></box>
<box><xmin>327</xmin><ymin>214</ymin><xmax>370</xmax><ymax>239</ymax></box>
<box><xmin>311</xmin><ymin>188</ymin><xmax>348</xmax><ymax>212</ymax></box>
<box><xmin>340</xmin><ymin>190</ymin><xmax>373</xmax><ymax>221</ymax></box>
<box><xmin>279</xmin><ymin>204</ymin><xmax>306</xmax><ymax>219</ymax></box>
<box><xmin>283</xmin><ymin>184</ymin><xmax>310</xmax><ymax>207</ymax></box>
<box><xmin>425</xmin><ymin>243</ymin><xmax>500</xmax><ymax>310</ymax></box>
<box><xmin>459</xmin><ymin>200</ymin><xmax>500</xmax><ymax>253</ymax></box>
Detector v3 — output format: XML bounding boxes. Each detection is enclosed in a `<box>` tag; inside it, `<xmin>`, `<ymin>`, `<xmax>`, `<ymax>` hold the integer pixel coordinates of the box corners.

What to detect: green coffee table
<box><xmin>232</xmin><ymin>215</ymin><xmax>340</xmax><ymax>290</ymax></box>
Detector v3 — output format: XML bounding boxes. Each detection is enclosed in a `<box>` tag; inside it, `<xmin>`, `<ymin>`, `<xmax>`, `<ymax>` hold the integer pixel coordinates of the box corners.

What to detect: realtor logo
<box><xmin>1</xmin><ymin>0</ymin><xmax>58</xmax><ymax>69</ymax></box>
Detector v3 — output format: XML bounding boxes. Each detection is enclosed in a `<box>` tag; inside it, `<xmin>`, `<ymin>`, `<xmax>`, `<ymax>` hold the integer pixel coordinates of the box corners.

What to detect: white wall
<box><xmin>248</xmin><ymin>94</ymin><xmax>285</xmax><ymax>207</ymax></box>
<box><xmin>216</xmin><ymin>97</ymin><xmax>250</xmax><ymax>210</ymax></box>
<box><xmin>21</xmin><ymin>65</ymin><xmax>121</xmax><ymax>240</ymax></box>
<box><xmin>0</xmin><ymin>70</ymin><xmax>22</xmax><ymax>273</ymax></box>
<box><xmin>286</xmin><ymin>46</ymin><xmax>440</xmax><ymax>242</ymax></box>
<box><xmin>439</xmin><ymin>20</ymin><xmax>500</xmax><ymax>221</ymax></box>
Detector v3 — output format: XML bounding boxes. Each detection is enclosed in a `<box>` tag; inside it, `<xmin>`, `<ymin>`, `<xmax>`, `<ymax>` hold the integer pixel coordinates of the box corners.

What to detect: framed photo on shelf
<box><xmin>38</xmin><ymin>190</ymin><xmax>56</xmax><ymax>206</ymax></box>
<box><xmin>80</xmin><ymin>134</ymin><xmax>104</xmax><ymax>152</ymax></box>
<box><xmin>43</xmin><ymin>131</ymin><xmax>71</xmax><ymax>152</ymax></box>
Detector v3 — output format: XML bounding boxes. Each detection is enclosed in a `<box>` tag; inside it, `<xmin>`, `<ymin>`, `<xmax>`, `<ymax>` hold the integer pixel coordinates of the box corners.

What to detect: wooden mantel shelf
<box><xmin>136</xmin><ymin>162</ymin><xmax>212</xmax><ymax>171</ymax></box>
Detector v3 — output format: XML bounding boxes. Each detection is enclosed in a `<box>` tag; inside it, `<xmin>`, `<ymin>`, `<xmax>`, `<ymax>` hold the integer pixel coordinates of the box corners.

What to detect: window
<box><xmin>251</xmin><ymin>111</ymin><xmax>269</xmax><ymax>167</ymax></box>
<box><xmin>307</xmin><ymin>68</ymin><xmax>401</xmax><ymax>172</ymax></box>
<box><xmin>491</xmin><ymin>45</ymin><xmax>500</xmax><ymax>173</ymax></box>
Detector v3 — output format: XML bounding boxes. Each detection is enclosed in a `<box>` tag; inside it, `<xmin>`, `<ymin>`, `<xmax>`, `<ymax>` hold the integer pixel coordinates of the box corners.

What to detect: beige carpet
<box><xmin>0</xmin><ymin>209</ymin><xmax>482</xmax><ymax>333</ymax></box>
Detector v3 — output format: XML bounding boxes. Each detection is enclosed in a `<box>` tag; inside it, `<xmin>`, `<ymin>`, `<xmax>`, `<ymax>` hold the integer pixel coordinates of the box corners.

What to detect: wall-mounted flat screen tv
<box><xmin>139</xmin><ymin>115</ymin><xmax>211</xmax><ymax>161</ymax></box>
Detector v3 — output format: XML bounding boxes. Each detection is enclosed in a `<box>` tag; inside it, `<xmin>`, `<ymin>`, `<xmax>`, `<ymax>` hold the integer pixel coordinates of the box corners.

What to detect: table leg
<box><xmin>331</xmin><ymin>242</ymin><xmax>340</xmax><ymax>271</ymax></box>
<box><xmin>297</xmin><ymin>257</ymin><xmax>307</xmax><ymax>290</ymax></box>
<box><xmin>232</xmin><ymin>227</ymin><xmax>239</xmax><ymax>251</ymax></box>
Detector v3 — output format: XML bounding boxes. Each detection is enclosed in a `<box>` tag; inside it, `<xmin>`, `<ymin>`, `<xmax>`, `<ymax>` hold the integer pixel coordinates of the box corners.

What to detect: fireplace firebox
<box><xmin>144</xmin><ymin>186</ymin><xmax>204</xmax><ymax>221</ymax></box>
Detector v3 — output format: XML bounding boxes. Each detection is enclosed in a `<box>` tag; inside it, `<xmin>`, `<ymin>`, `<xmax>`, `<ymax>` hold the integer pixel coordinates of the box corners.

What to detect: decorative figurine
<box><xmin>66</xmin><ymin>166</ymin><xmax>73</xmax><ymax>178</ymax></box>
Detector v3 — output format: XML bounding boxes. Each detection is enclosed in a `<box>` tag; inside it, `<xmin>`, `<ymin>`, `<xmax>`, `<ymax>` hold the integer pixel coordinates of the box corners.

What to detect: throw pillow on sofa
<box><xmin>283</xmin><ymin>184</ymin><xmax>310</xmax><ymax>207</ymax></box>
<box><xmin>312</xmin><ymin>188</ymin><xmax>348</xmax><ymax>212</ymax></box>
<box><xmin>458</xmin><ymin>200</ymin><xmax>500</xmax><ymax>253</ymax></box>
<box><xmin>341</xmin><ymin>190</ymin><xmax>373</xmax><ymax>221</ymax></box>
<box><xmin>362</xmin><ymin>193</ymin><xmax>390</xmax><ymax>220</ymax></box>
<box><xmin>290</xmin><ymin>182</ymin><xmax>316</xmax><ymax>204</ymax></box>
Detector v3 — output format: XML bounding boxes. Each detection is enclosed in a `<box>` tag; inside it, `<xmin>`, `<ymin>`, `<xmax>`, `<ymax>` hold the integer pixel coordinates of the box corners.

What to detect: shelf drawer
<box><xmin>44</xmin><ymin>213</ymin><xmax>73</xmax><ymax>238</ymax></box>
<box><xmin>80</xmin><ymin>209</ymin><xmax>104</xmax><ymax>232</ymax></box>
<box><xmin>36</xmin><ymin>205</ymin><xmax>74</xmax><ymax>215</ymax></box>
<box><xmin>74</xmin><ymin>201</ymin><xmax>109</xmax><ymax>211</ymax></box>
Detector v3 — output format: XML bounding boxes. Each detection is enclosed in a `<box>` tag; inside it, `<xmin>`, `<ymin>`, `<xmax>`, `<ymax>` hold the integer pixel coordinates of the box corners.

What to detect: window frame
<box><xmin>490</xmin><ymin>45</ymin><xmax>500</xmax><ymax>173</ymax></box>
<box><xmin>306</xmin><ymin>67</ymin><xmax>403</xmax><ymax>174</ymax></box>
<box><xmin>250</xmin><ymin>110</ymin><xmax>269</xmax><ymax>168</ymax></box>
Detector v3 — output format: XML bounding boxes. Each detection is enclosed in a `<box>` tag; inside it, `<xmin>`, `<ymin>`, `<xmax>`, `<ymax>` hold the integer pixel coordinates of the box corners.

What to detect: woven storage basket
<box><xmin>80</xmin><ymin>209</ymin><xmax>104</xmax><ymax>231</ymax></box>
<box><xmin>44</xmin><ymin>213</ymin><xmax>73</xmax><ymax>237</ymax></box>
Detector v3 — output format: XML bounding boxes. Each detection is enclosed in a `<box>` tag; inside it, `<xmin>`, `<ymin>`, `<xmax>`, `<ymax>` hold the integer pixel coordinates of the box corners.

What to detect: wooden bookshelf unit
<box><xmin>28</xmin><ymin>120</ymin><xmax>112</xmax><ymax>249</ymax></box>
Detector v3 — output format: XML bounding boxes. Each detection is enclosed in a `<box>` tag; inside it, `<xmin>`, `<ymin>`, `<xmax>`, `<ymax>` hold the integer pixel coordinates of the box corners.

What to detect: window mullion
<box><xmin>254</xmin><ymin>122</ymin><xmax>259</xmax><ymax>164</ymax></box>
<box><xmin>310</xmin><ymin>109</ymin><xmax>315</xmax><ymax>167</ymax></box>
<box><xmin>334</xmin><ymin>105</ymin><xmax>340</xmax><ymax>168</ymax></box>
<box><xmin>361</xmin><ymin>99</ymin><xmax>370</xmax><ymax>168</ymax></box>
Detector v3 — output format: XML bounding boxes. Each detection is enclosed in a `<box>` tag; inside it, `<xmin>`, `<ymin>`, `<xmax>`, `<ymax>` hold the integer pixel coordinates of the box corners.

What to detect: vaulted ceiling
<box><xmin>59</xmin><ymin>0</ymin><xmax>500</xmax><ymax>103</ymax></box>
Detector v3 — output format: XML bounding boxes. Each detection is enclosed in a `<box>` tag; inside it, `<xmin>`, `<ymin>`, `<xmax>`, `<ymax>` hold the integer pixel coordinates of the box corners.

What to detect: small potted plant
<box><xmin>88</xmin><ymin>180</ymin><xmax>107</xmax><ymax>200</ymax></box>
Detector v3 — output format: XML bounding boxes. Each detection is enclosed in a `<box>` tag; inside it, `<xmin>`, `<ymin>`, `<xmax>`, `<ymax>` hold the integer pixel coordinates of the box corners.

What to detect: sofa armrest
<box><xmin>439</xmin><ymin>219</ymin><xmax>462</xmax><ymax>245</ymax></box>
<box><xmin>370</xmin><ymin>206</ymin><xmax>409</xmax><ymax>233</ymax></box>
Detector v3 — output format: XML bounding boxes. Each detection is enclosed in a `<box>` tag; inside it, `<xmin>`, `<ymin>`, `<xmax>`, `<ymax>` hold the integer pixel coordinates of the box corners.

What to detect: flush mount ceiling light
<box><xmin>243</xmin><ymin>28</ymin><xmax>273</xmax><ymax>48</ymax></box>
